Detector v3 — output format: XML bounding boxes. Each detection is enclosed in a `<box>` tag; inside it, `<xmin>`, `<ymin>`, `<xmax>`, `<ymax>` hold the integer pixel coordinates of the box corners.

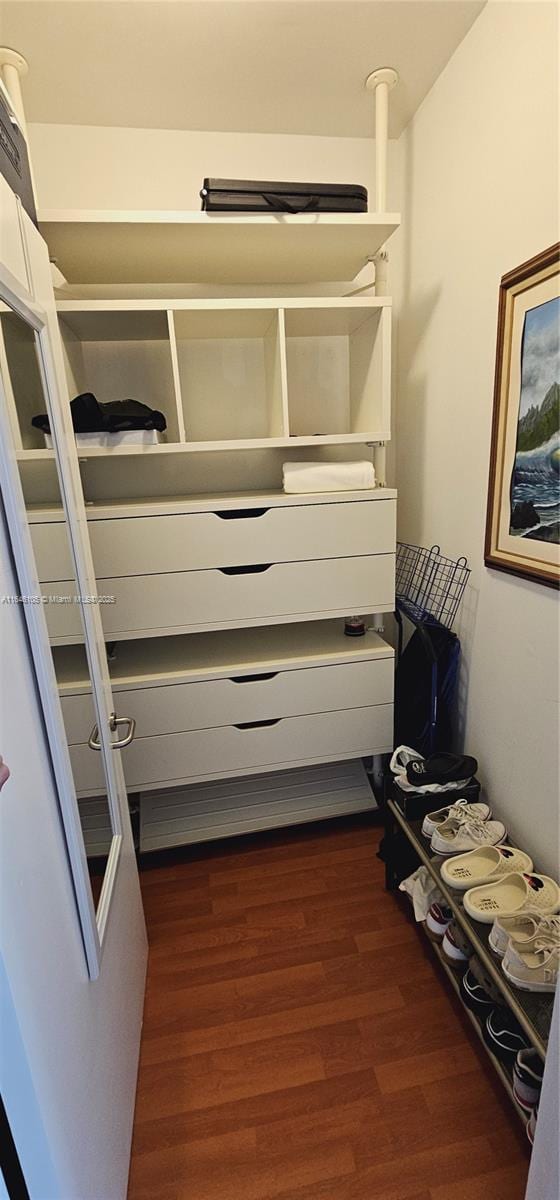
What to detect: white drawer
<box><xmin>61</xmin><ymin>656</ymin><xmax>395</xmax><ymax>745</ymax></box>
<box><xmin>31</xmin><ymin>498</ymin><xmax>396</xmax><ymax>581</ymax></box>
<box><xmin>70</xmin><ymin>704</ymin><xmax>394</xmax><ymax>793</ymax></box>
<box><xmin>42</xmin><ymin>555</ymin><xmax>395</xmax><ymax>641</ymax></box>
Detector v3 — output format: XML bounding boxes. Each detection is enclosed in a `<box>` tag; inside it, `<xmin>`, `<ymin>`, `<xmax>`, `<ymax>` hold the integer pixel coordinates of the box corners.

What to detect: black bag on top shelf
<box><xmin>200</xmin><ymin>179</ymin><xmax>368</xmax><ymax>213</ymax></box>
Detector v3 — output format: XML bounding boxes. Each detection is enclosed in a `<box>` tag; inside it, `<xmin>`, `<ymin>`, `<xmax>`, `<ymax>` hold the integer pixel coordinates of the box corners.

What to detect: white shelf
<box><xmin>54</xmin><ymin>622</ymin><xmax>394</xmax><ymax>695</ymax></box>
<box><xmin>26</xmin><ymin>486</ymin><xmax>397</xmax><ymax>523</ymax></box>
<box><xmin>17</xmin><ymin>432</ymin><xmax>390</xmax><ymax>460</ymax></box>
<box><xmin>56</xmin><ymin>297</ymin><xmax>392</xmax><ymax>314</ymax></box>
<box><xmin>139</xmin><ymin>761</ymin><xmax>377</xmax><ymax>852</ymax></box>
<box><xmin>40</xmin><ymin>210</ymin><xmax>401</xmax><ymax>286</ymax></box>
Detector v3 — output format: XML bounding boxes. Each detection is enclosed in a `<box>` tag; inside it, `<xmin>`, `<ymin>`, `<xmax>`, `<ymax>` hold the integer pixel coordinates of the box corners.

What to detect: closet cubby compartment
<box><xmin>173</xmin><ymin>308</ymin><xmax>288</xmax><ymax>444</ymax></box>
<box><xmin>285</xmin><ymin>304</ymin><xmax>390</xmax><ymax>441</ymax></box>
<box><xmin>45</xmin><ymin>297</ymin><xmax>391</xmax><ymax>460</ymax></box>
<box><xmin>57</xmin><ymin>308</ymin><xmax>182</xmax><ymax>444</ymax></box>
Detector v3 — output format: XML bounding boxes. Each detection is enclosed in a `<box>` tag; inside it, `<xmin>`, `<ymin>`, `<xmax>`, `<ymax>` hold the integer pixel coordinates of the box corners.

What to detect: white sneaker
<box><xmin>513</xmin><ymin>1049</ymin><xmax>544</xmax><ymax>1111</ymax></box>
<box><xmin>421</xmin><ymin>798</ymin><xmax>491</xmax><ymax>839</ymax></box>
<box><xmin>502</xmin><ymin>933</ymin><xmax>559</xmax><ymax>993</ymax></box>
<box><xmin>425</xmin><ymin>899</ymin><xmax>454</xmax><ymax>941</ymax></box>
<box><xmin>441</xmin><ymin>920</ymin><xmax>473</xmax><ymax>968</ymax></box>
<box><xmin>431</xmin><ymin>815</ymin><xmax>507</xmax><ymax>857</ymax></box>
<box><xmin>489</xmin><ymin>912</ymin><xmax>560</xmax><ymax>958</ymax></box>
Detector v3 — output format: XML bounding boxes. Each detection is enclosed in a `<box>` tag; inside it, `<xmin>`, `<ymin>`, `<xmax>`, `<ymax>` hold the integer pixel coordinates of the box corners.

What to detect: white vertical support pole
<box><xmin>0</xmin><ymin>49</ymin><xmax>29</xmax><ymax>136</ymax></box>
<box><xmin>372</xmin><ymin>248</ymin><xmax>388</xmax><ymax>486</ymax></box>
<box><xmin>365</xmin><ymin>69</ymin><xmax>398</xmax><ymax>789</ymax></box>
<box><xmin>373</xmin><ymin>442</ymin><xmax>387</xmax><ymax>488</ymax></box>
<box><xmin>365</xmin><ymin>68</ymin><xmax>397</xmax><ymax>486</ymax></box>
<box><xmin>0</xmin><ymin>47</ymin><xmax>39</xmax><ymax>222</ymax></box>
<box><xmin>365</xmin><ymin>66</ymin><xmax>398</xmax><ymax>213</ymax></box>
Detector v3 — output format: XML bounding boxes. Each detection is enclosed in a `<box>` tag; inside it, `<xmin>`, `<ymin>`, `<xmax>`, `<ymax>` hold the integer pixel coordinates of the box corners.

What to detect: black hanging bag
<box><xmin>200</xmin><ymin>179</ymin><xmax>368</xmax><ymax>213</ymax></box>
<box><xmin>394</xmin><ymin>624</ymin><xmax>461</xmax><ymax>757</ymax></box>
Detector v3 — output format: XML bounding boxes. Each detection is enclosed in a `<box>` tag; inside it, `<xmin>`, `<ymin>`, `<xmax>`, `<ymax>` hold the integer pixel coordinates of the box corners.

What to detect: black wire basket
<box><xmin>395</xmin><ymin>543</ymin><xmax>470</xmax><ymax>632</ymax></box>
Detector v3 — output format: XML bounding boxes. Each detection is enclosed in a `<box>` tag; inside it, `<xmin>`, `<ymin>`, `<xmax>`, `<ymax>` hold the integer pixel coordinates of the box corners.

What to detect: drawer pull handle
<box><xmin>219</xmin><ymin>563</ymin><xmax>272</xmax><ymax>575</ymax></box>
<box><xmin>214</xmin><ymin>508</ymin><xmax>269</xmax><ymax>520</ymax></box>
<box><xmin>234</xmin><ymin>719</ymin><xmax>281</xmax><ymax>730</ymax></box>
<box><xmin>230</xmin><ymin>672</ymin><xmax>279</xmax><ymax>684</ymax></box>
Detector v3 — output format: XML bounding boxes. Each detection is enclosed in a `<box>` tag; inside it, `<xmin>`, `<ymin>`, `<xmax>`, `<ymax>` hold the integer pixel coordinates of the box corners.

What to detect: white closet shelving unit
<box><xmin>12</xmin><ymin>294</ymin><xmax>391</xmax><ymax>459</ymax></box>
<box><xmin>3</xmin><ymin>70</ymin><xmax>402</xmax><ymax>852</ymax></box>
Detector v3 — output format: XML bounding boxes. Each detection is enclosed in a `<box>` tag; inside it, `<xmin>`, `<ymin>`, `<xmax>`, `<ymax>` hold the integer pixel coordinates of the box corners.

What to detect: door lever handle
<box><xmin>88</xmin><ymin>724</ymin><xmax>102</xmax><ymax>751</ymax></box>
<box><xmin>110</xmin><ymin>714</ymin><xmax>136</xmax><ymax>749</ymax></box>
<box><xmin>88</xmin><ymin>713</ymin><xmax>136</xmax><ymax>751</ymax></box>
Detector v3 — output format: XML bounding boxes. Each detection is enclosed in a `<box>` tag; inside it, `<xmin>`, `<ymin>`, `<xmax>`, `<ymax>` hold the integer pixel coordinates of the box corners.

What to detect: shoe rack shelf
<box><xmin>384</xmin><ymin>797</ymin><xmax>553</xmax><ymax>1060</ymax></box>
<box><xmin>426</xmin><ymin>926</ymin><xmax>528</xmax><ymax>1128</ymax></box>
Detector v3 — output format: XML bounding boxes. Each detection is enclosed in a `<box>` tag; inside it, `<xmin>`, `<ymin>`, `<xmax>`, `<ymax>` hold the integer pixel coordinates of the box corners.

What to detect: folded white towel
<box><xmin>283</xmin><ymin>460</ymin><xmax>376</xmax><ymax>494</ymax></box>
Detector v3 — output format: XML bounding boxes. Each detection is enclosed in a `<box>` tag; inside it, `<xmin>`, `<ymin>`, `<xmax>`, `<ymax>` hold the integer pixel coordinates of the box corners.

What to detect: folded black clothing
<box><xmin>405</xmin><ymin>751</ymin><xmax>478</xmax><ymax>786</ymax></box>
<box><xmin>32</xmin><ymin>392</ymin><xmax>167</xmax><ymax>434</ymax></box>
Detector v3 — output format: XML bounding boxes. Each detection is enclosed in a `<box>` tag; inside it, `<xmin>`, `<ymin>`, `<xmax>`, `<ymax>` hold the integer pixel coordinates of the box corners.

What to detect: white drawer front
<box><xmin>70</xmin><ymin>704</ymin><xmax>394</xmax><ymax>792</ymax></box>
<box><xmin>43</xmin><ymin>555</ymin><xmax>395</xmax><ymax>641</ymax></box>
<box><xmin>31</xmin><ymin>499</ymin><xmax>396</xmax><ymax>581</ymax></box>
<box><xmin>61</xmin><ymin>657</ymin><xmax>395</xmax><ymax>745</ymax></box>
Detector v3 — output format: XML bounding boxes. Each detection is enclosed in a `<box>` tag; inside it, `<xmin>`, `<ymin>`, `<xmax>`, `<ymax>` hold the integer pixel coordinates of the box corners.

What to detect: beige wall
<box><xmin>394</xmin><ymin>0</ymin><xmax>559</xmax><ymax>872</ymax></box>
<box><xmin>28</xmin><ymin>123</ymin><xmax>401</xmax><ymax>212</ymax></box>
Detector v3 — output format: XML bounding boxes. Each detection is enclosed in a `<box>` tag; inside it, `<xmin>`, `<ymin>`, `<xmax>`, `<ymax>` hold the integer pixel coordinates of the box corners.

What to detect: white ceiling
<box><xmin>0</xmin><ymin>0</ymin><xmax>485</xmax><ymax>139</ymax></box>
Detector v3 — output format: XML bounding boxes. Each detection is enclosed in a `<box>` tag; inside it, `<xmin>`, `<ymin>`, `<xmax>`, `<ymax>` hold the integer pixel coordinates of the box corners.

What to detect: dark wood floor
<box><xmin>128</xmin><ymin>815</ymin><xmax>530</xmax><ymax>1200</ymax></box>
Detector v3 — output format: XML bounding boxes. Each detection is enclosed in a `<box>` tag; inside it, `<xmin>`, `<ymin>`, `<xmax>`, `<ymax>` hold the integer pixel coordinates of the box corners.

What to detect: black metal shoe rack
<box><xmin>383</xmin><ymin>793</ymin><xmax>553</xmax><ymax>1133</ymax></box>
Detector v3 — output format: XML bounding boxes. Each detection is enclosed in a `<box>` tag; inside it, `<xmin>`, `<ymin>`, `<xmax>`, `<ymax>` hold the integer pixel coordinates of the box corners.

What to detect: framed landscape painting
<box><xmin>485</xmin><ymin>243</ymin><xmax>560</xmax><ymax>588</ymax></box>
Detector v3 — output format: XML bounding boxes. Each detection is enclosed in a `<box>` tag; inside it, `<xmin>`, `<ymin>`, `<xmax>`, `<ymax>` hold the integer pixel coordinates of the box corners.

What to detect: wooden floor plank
<box><xmin>128</xmin><ymin>816</ymin><xmax>530</xmax><ymax>1200</ymax></box>
<box><xmin>430</xmin><ymin>1162</ymin><xmax>528</xmax><ymax>1200</ymax></box>
<box><xmin>148</xmin><ymin>933</ymin><xmax>358</xmax><ymax>991</ymax></box>
<box><xmin>132</xmin><ymin>1139</ymin><xmax>356</xmax><ymax>1200</ymax></box>
<box><xmin>131</xmin><ymin>1069</ymin><xmax>384</xmax><ymax>1158</ymax></box>
<box><xmin>140</xmin><ymin>987</ymin><xmax>404</xmax><ymax>1066</ymax></box>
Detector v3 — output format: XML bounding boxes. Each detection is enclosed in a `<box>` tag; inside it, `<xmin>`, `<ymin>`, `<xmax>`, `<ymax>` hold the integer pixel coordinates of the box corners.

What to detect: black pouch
<box><xmin>200</xmin><ymin>179</ymin><xmax>367</xmax><ymax>214</ymax></box>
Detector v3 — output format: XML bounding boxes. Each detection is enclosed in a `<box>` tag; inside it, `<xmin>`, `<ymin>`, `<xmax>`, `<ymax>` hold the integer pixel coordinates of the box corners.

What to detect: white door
<box><xmin>0</xmin><ymin>199</ymin><xmax>147</xmax><ymax>1197</ymax></box>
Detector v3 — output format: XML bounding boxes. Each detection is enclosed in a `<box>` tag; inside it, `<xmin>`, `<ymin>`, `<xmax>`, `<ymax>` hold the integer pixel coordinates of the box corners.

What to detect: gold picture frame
<box><xmin>485</xmin><ymin>243</ymin><xmax>560</xmax><ymax>589</ymax></box>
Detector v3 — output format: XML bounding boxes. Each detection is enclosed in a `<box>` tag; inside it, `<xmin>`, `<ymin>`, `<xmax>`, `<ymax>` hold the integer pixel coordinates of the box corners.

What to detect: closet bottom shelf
<box><xmin>139</xmin><ymin>759</ymin><xmax>376</xmax><ymax>851</ymax></box>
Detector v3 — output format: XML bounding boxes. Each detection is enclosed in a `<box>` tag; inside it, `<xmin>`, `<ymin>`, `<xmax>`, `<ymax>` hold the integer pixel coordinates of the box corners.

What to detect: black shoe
<box><xmin>460</xmin><ymin>969</ymin><xmax>495</xmax><ymax>1019</ymax></box>
<box><xmin>483</xmin><ymin>1006</ymin><xmax>529</xmax><ymax>1066</ymax></box>
<box><xmin>406</xmin><ymin>752</ymin><xmax>478</xmax><ymax>786</ymax></box>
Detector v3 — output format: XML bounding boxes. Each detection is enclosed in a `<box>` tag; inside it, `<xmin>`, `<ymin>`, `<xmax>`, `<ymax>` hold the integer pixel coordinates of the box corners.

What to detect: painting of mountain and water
<box><xmin>509</xmin><ymin>295</ymin><xmax>560</xmax><ymax>544</ymax></box>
